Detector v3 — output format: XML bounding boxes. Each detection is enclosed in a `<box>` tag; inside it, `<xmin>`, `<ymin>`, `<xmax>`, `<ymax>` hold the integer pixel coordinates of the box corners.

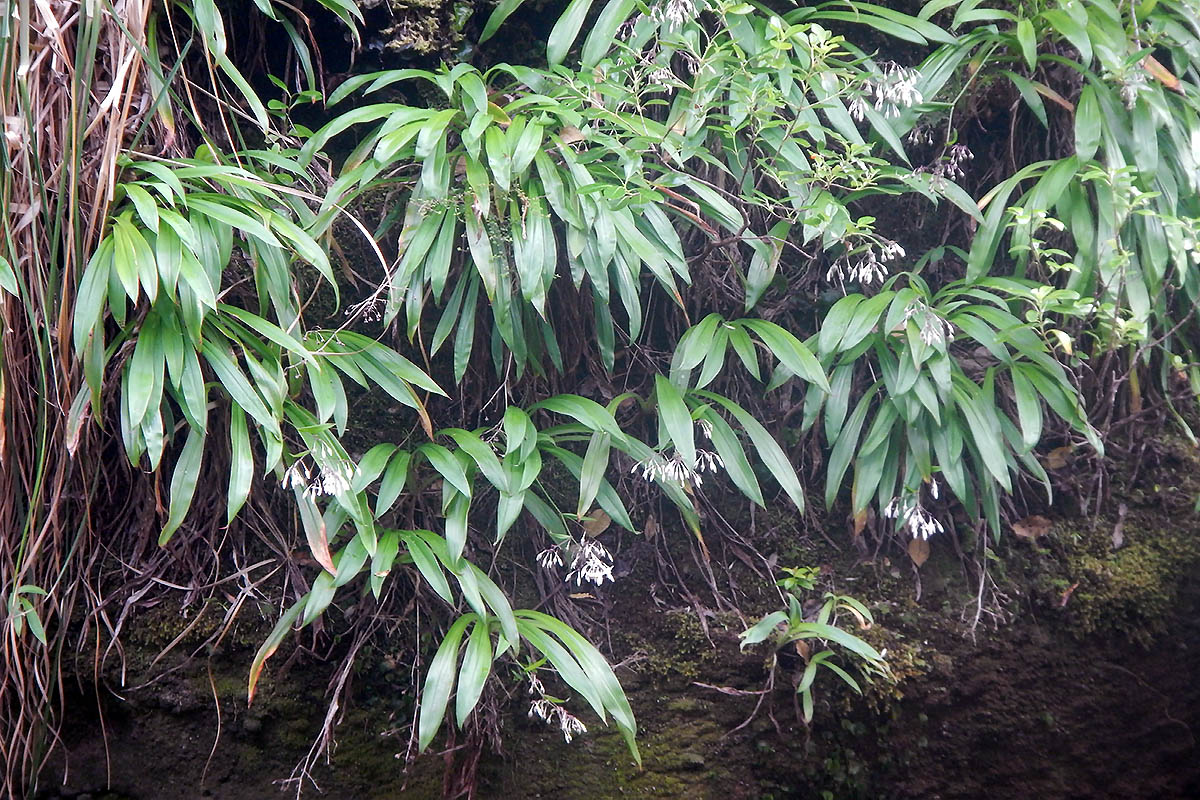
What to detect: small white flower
<box><xmin>697</xmin><ymin>449</ymin><xmax>724</xmax><ymax>474</ymax></box>
<box><xmin>652</xmin><ymin>0</ymin><xmax>698</xmax><ymax>29</ymax></box>
<box><xmin>903</xmin><ymin>301</ymin><xmax>953</xmax><ymax>347</ymax></box>
<box><xmin>879</xmin><ymin>240</ymin><xmax>905</xmax><ymax>262</ymax></box>
<box><xmin>537</xmin><ymin>547</ymin><xmax>564</xmax><ymax>570</ymax></box>
<box><xmin>282</xmin><ymin>458</ymin><xmax>313</xmax><ymax>491</ymax></box>
<box><xmin>919</xmin><ymin>314</ymin><xmax>953</xmax><ymax>347</ymax></box>
<box><xmin>284</xmin><ymin>445</ymin><xmax>357</xmax><ymax>499</ymax></box>
<box><xmin>848</xmin><ymin>96</ymin><xmax>869</xmax><ymax>122</ymax></box>
<box><xmin>529</xmin><ymin>698</ymin><xmax>555</xmax><ymax>722</ymax></box>
<box><xmin>344</xmin><ymin>295</ymin><xmax>383</xmax><ymax>322</ymax></box>
<box><xmin>560</xmin><ymin>711</ymin><xmax>587</xmax><ymax>743</ymax></box>
<box><xmin>565</xmin><ymin>539</ymin><xmax>615</xmax><ymax>586</ymax></box>
<box><xmin>884</xmin><ymin>493</ymin><xmax>944</xmax><ymax>540</ymax></box>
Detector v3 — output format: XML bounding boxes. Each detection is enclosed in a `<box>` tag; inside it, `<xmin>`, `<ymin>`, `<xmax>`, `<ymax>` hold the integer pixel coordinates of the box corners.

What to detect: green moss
<box><xmin>373</xmin><ymin>0</ymin><xmax>460</xmax><ymax>59</ymax></box>
<box><xmin>1059</xmin><ymin>519</ymin><xmax>1200</xmax><ymax>645</ymax></box>
<box><xmin>618</xmin><ymin>609</ymin><xmax>721</xmax><ymax>682</ymax></box>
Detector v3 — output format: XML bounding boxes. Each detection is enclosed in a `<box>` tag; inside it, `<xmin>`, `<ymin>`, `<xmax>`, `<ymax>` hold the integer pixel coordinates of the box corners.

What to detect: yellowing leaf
<box><xmin>1141</xmin><ymin>55</ymin><xmax>1182</xmax><ymax>93</ymax></box>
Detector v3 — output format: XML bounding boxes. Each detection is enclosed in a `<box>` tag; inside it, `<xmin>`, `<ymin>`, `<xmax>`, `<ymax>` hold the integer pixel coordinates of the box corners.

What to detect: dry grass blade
<box><xmin>0</xmin><ymin>0</ymin><xmax>187</xmax><ymax>789</ymax></box>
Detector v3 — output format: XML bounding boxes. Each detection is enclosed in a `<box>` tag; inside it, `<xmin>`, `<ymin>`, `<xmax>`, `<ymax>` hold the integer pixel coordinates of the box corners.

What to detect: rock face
<box><xmin>41</xmin><ymin>455</ymin><xmax>1200</xmax><ymax>798</ymax></box>
<box><xmin>30</xmin><ymin>5</ymin><xmax>1200</xmax><ymax>796</ymax></box>
<box><xmin>360</xmin><ymin>0</ymin><xmax>473</xmax><ymax>61</ymax></box>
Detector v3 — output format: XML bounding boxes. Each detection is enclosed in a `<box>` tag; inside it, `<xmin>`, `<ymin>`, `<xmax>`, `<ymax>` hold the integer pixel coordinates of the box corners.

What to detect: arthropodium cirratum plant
<box><xmin>15</xmin><ymin>0</ymin><xmax>1200</xmax><ymax>781</ymax></box>
<box><xmin>70</xmin><ymin>0</ymin><xmax>971</xmax><ymax>758</ymax></box>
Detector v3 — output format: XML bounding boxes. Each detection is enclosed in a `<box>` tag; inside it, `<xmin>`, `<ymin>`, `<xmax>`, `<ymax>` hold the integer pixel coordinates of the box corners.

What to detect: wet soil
<box><xmin>40</xmin><ymin>546</ymin><xmax>1200</xmax><ymax>800</ymax></box>
<box><xmin>38</xmin><ymin>440</ymin><xmax>1200</xmax><ymax>800</ymax></box>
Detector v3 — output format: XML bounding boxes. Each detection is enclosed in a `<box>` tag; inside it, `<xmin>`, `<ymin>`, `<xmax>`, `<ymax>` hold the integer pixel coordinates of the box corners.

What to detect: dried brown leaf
<box><xmin>643</xmin><ymin>514</ymin><xmax>659</xmax><ymax>541</ymax></box>
<box><xmin>1012</xmin><ymin>514</ymin><xmax>1052</xmax><ymax>540</ymax></box>
<box><xmin>581</xmin><ymin>509</ymin><xmax>611</xmax><ymax>536</ymax></box>
<box><xmin>907</xmin><ymin>537</ymin><xmax>930</xmax><ymax>567</ymax></box>
<box><xmin>1044</xmin><ymin>445</ymin><xmax>1075</xmax><ymax>469</ymax></box>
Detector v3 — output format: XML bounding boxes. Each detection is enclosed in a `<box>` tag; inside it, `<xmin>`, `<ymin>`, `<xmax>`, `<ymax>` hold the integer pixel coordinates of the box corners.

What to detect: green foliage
<box><xmin>935</xmin><ymin>0</ymin><xmax>1200</xmax><ymax>434</ymax></box>
<box><xmin>808</xmin><ymin>275</ymin><xmax>1101</xmax><ymax>536</ymax></box>
<box><xmin>14</xmin><ymin>0</ymin><xmax>1200</xmax><ymax>786</ymax></box>
<box><xmin>741</xmin><ymin>571</ymin><xmax>886</xmax><ymax>723</ymax></box>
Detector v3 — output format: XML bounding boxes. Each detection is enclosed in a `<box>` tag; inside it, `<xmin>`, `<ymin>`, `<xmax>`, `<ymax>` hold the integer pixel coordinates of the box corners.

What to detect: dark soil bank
<box><xmin>39</xmin><ymin>442</ymin><xmax>1200</xmax><ymax>800</ymax></box>
<box><xmin>40</xmin><ymin>558</ymin><xmax>1200</xmax><ymax>798</ymax></box>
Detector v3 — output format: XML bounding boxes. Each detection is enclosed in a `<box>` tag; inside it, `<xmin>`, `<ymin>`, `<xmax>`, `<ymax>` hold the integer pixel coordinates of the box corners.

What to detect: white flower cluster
<box><xmin>828</xmin><ymin>239</ymin><xmax>905</xmax><ymax>285</ymax></box>
<box><xmin>903</xmin><ymin>301</ymin><xmax>954</xmax><ymax>347</ymax></box>
<box><xmin>536</xmin><ymin>546</ymin><xmax>563</xmax><ymax>570</ymax></box>
<box><xmin>527</xmin><ymin>674</ymin><xmax>588</xmax><ymax>743</ymax></box>
<box><xmin>281</xmin><ymin>446</ymin><xmax>356</xmax><ymax>499</ymax></box>
<box><xmin>536</xmin><ymin>540</ymin><xmax>616</xmax><ymax>586</ymax></box>
<box><xmin>632</xmin><ymin>420</ymin><xmax>725</xmax><ymax>488</ymax></box>
<box><xmin>850</xmin><ymin>63</ymin><xmax>923</xmax><ymax>121</ymax></box>
<box><xmin>646</xmin><ymin>66</ymin><xmax>678</xmax><ymax>95</ymax></box>
<box><xmin>344</xmin><ymin>295</ymin><xmax>384</xmax><ymax>322</ymax></box>
<box><xmin>652</xmin><ymin>0</ymin><xmax>698</xmax><ymax>29</ymax></box>
<box><xmin>565</xmin><ymin>539</ymin><xmax>615</xmax><ymax>586</ymax></box>
<box><xmin>884</xmin><ymin>483</ymin><xmax>944</xmax><ymax>540</ymax></box>
<box><xmin>939</xmin><ymin>144</ymin><xmax>974</xmax><ymax>181</ymax></box>
<box><xmin>633</xmin><ymin>448</ymin><xmax>723</xmax><ymax>487</ymax></box>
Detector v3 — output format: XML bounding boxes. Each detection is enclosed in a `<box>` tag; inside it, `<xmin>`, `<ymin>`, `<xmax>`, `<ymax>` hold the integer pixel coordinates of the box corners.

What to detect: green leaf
<box><xmin>577</xmin><ymin>432</ymin><xmax>611</xmax><ymax>517</ymax></box>
<box><xmin>445</xmin><ymin>491</ymin><xmax>471</xmax><ymax>564</ymax></box>
<box><xmin>581</xmin><ymin>0</ymin><xmax>635</xmax><ymax>67</ymax></box>
<box><xmin>745</xmin><ymin>222</ymin><xmax>789</xmax><ymax>311</ymax></box>
<box><xmin>547</xmin><ymin>0</ymin><xmax>592</xmax><ymax>66</ymax></box>
<box><xmin>543</xmin><ymin>447</ymin><xmax>634</xmax><ymax>532</ymax></box>
<box><xmin>824</xmin><ymin>389</ymin><xmax>874</xmax><ymax>509</ymax></box>
<box><xmin>455</xmin><ymin>618</ymin><xmax>494</xmax><ymax>726</ymax></box>
<box><xmin>126</xmin><ymin>313</ymin><xmax>164</xmax><ymax>427</ymax></box>
<box><xmin>401</xmin><ymin>530</ymin><xmax>454</xmax><ymax>603</ymax></box>
<box><xmin>248</xmin><ymin>599</ymin><xmax>303</xmax><ymax>704</ymax></box>
<box><xmin>227</xmin><ymin>405</ymin><xmax>253</xmax><ymax>523</ymax></box>
<box><xmin>818</xmin><ymin>294</ymin><xmax>864</xmax><ymax>355</ymax></box>
<box><xmin>1015</xmin><ymin>17</ymin><xmax>1037</xmax><ymax>70</ymax></box>
<box><xmin>469</xmin><ymin>564</ymin><xmax>520</xmax><ymax>652</ymax></box>
<box><xmin>302</xmin><ymin>571</ymin><xmax>337</xmax><ymax>626</ymax></box>
<box><xmin>418</xmin><ymin>613</ymin><xmax>474</xmax><ymax>751</ymax></box>
<box><xmin>791</xmin><ymin>621</ymin><xmax>882</xmax><ymax>662</ymax></box>
<box><xmin>376</xmin><ymin>450</ymin><xmax>411</xmax><ymax>516</ymax></box>
<box><xmin>531</xmin><ymin>395</ymin><xmax>624</xmax><ymax>438</ymax></box>
<box><xmin>740</xmin><ymin>611</ymin><xmax>788</xmax><ymax>648</ymax></box>
<box><xmin>671</xmin><ymin>313</ymin><xmax>724</xmax><ymax>380</ymax></box>
<box><xmin>351</xmin><ymin>443</ymin><xmax>397</xmax><ymax>493</ymax></box>
<box><xmin>159</xmin><ymin>427</ymin><xmax>206</xmax><ymax>544</ymax></box>
<box><xmin>1075</xmin><ymin>83</ymin><xmax>1101</xmax><ymax>160</ymax></box>
<box><xmin>443</xmin><ymin>428</ymin><xmax>505</xmax><ymax>490</ymax></box>
<box><xmin>698</xmin><ymin>408</ymin><xmax>764</xmax><ymax>507</ymax></box>
<box><xmin>695</xmin><ymin>391</ymin><xmax>806</xmax><ymax>513</ymax></box>
<box><xmin>419</xmin><ymin>443</ymin><xmax>473</xmax><ymax>499</ymax></box>
<box><xmin>370</xmin><ymin>530</ymin><xmax>400</xmax><ymax>598</ymax></box>
<box><xmin>0</xmin><ymin>255</ymin><xmax>19</xmax><ymax>296</ymax></box>
<box><xmin>1011</xmin><ymin>368</ymin><xmax>1043</xmax><ymax>452</ymax></box>
<box><xmin>655</xmin><ymin>375</ymin><xmax>695</xmax><ymax>470</ymax></box>
<box><xmin>740</xmin><ymin>320</ymin><xmax>831</xmax><ymax>392</ymax></box>
<box><xmin>480</xmin><ymin>0</ymin><xmax>526</xmax><ymax>42</ymax></box>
